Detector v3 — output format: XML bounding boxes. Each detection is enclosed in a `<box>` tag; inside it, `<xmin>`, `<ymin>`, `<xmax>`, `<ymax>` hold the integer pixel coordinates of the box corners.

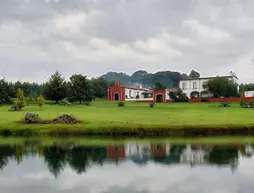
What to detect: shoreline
<box><xmin>1</xmin><ymin>124</ymin><xmax>254</xmax><ymax>136</ymax></box>
<box><xmin>1</xmin><ymin>136</ymin><xmax>254</xmax><ymax>145</ymax></box>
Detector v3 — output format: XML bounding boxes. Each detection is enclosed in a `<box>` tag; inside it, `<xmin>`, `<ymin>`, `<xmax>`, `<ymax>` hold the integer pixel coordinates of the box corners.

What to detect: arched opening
<box><xmin>201</xmin><ymin>91</ymin><xmax>210</xmax><ymax>98</ymax></box>
<box><xmin>156</xmin><ymin>94</ymin><xmax>164</xmax><ymax>102</ymax></box>
<box><xmin>190</xmin><ymin>91</ymin><xmax>200</xmax><ymax>99</ymax></box>
<box><xmin>114</xmin><ymin>93</ymin><xmax>119</xmax><ymax>101</ymax></box>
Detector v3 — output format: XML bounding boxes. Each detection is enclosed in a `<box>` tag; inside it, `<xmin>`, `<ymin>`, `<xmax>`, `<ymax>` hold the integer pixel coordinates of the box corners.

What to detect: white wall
<box><xmin>125</xmin><ymin>88</ymin><xmax>153</xmax><ymax>100</ymax></box>
<box><xmin>125</xmin><ymin>88</ymin><xmax>147</xmax><ymax>99</ymax></box>
<box><xmin>179</xmin><ymin>78</ymin><xmax>211</xmax><ymax>98</ymax></box>
<box><xmin>244</xmin><ymin>91</ymin><xmax>254</xmax><ymax>97</ymax></box>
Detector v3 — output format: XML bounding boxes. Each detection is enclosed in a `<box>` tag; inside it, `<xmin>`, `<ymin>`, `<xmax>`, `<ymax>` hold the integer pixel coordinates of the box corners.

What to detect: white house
<box><xmin>244</xmin><ymin>91</ymin><xmax>254</xmax><ymax>97</ymax></box>
<box><xmin>179</xmin><ymin>72</ymin><xmax>238</xmax><ymax>99</ymax></box>
<box><xmin>180</xmin><ymin>144</ymin><xmax>207</xmax><ymax>165</ymax></box>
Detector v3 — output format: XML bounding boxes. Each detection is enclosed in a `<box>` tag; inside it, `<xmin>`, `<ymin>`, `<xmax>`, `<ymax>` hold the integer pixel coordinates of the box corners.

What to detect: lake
<box><xmin>0</xmin><ymin>138</ymin><xmax>254</xmax><ymax>193</ymax></box>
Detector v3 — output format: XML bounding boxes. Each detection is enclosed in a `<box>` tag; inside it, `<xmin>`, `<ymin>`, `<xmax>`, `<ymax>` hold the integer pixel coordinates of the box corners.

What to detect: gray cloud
<box><xmin>0</xmin><ymin>0</ymin><xmax>254</xmax><ymax>83</ymax></box>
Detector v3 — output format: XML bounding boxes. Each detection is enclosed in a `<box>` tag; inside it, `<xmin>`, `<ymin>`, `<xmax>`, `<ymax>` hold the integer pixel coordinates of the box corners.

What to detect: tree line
<box><xmin>0</xmin><ymin>71</ymin><xmax>109</xmax><ymax>105</ymax></box>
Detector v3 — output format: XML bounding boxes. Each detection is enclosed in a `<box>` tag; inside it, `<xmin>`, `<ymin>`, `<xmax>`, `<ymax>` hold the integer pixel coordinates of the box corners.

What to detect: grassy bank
<box><xmin>2</xmin><ymin>136</ymin><xmax>254</xmax><ymax>146</ymax></box>
<box><xmin>0</xmin><ymin>101</ymin><xmax>254</xmax><ymax>136</ymax></box>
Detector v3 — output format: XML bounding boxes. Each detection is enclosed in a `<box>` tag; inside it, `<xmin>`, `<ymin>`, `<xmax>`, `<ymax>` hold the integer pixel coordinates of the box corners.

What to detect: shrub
<box><xmin>83</xmin><ymin>101</ymin><xmax>90</xmax><ymax>106</ymax></box>
<box><xmin>8</xmin><ymin>106</ymin><xmax>20</xmax><ymax>111</ymax></box>
<box><xmin>239</xmin><ymin>93</ymin><xmax>245</xmax><ymax>107</ymax></box>
<box><xmin>117</xmin><ymin>101</ymin><xmax>125</xmax><ymax>107</ymax></box>
<box><xmin>15</xmin><ymin>88</ymin><xmax>25</xmax><ymax>110</ymax></box>
<box><xmin>149</xmin><ymin>102</ymin><xmax>155</xmax><ymax>108</ymax></box>
<box><xmin>37</xmin><ymin>95</ymin><xmax>45</xmax><ymax>108</ymax></box>
<box><xmin>168</xmin><ymin>91</ymin><xmax>189</xmax><ymax>102</ymax></box>
<box><xmin>59</xmin><ymin>98</ymin><xmax>71</xmax><ymax>106</ymax></box>
<box><xmin>250</xmin><ymin>98</ymin><xmax>254</xmax><ymax>107</ymax></box>
<box><xmin>201</xmin><ymin>98</ymin><xmax>208</xmax><ymax>102</ymax></box>
<box><xmin>136</xmin><ymin>94</ymin><xmax>140</xmax><ymax>99</ymax></box>
<box><xmin>220</xmin><ymin>102</ymin><xmax>231</xmax><ymax>107</ymax></box>
<box><xmin>177</xmin><ymin>92</ymin><xmax>189</xmax><ymax>102</ymax></box>
<box><xmin>168</xmin><ymin>92</ymin><xmax>178</xmax><ymax>101</ymax></box>
<box><xmin>242</xmin><ymin>100</ymin><xmax>254</xmax><ymax>108</ymax></box>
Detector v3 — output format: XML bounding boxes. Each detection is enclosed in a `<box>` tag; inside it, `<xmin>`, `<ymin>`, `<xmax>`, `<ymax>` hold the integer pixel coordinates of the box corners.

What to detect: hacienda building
<box><xmin>108</xmin><ymin>72</ymin><xmax>240</xmax><ymax>102</ymax></box>
<box><xmin>179</xmin><ymin>72</ymin><xmax>238</xmax><ymax>99</ymax></box>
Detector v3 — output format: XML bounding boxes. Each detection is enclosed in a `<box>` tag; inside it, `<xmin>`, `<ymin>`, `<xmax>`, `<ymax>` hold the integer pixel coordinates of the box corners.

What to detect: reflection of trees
<box><xmin>67</xmin><ymin>146</ymin><xmax>108</xmax><ymax>174</ymax></box>
<box><xmin>67</xmin><ymin>146</ymin><xmax>89</xmax><ymax>174</ymax></box>
<box><xmin>43</xmin><ymin>146</ymin><xmax>67</xmax><ymax>178</ymax></box>
<box><xmin>1</xmin><ymin>142</ymin><xmax>254</xmax><ymax>176</ymax></box>
<box><xmin>0</xmin><ymin>146</ymin><xmax>15</xmax><ymax>170</ymax></box>
<box><xmin>207</xmin><ymin>146</ymin><xmax>239</xmax><ymax>168</ymax></box>
<box><xmin>15</xmin><ymin>145</ymin><xmax>24</xmax><ymax>164</ymax></box>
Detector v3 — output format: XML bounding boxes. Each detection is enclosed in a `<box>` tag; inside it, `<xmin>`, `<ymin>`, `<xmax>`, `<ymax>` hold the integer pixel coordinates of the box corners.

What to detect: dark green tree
<box><xmin>90</xmin><ymin>77</ymin><xmax>108</xmax><ymax>98</ymax></box>
<box><xmin>189</xmin><ymin>70</ymin><xmax>200</xmax><ymax>79</ymax></box>
<box><xmin>68</xmin><ymin>74</ymin><xmax>93</xmax><ymax>104</ymax></box>
<box><xmin>43</xmin><ymin>71</ymin><xmax>68</xmax><ymax>103</ymax></box>
<box><xmin>154</xmin><ymin>82</ymin><xmax>166</xmax><ymax>90</ymax></box>
<box><xmin>239</xmin><ymin>83</ymin><xmax>254</xmax><ymax>93</ymax></box>
<box><xmin>203</xmin><ymin>77</ymin><xmax>238</xmax><ymax>98</ymax></box>
<box><xmin>0</xmin><ymin>79</ymin><xmax>13</xmax><ymax>105</ymax></box>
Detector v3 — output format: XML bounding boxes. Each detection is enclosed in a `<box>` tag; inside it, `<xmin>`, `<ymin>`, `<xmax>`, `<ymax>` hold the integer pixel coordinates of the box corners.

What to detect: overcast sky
<box><xmin>1</xmin><ymin>0</ymin><xmax>254</xmax><ymax>83</ymax></box>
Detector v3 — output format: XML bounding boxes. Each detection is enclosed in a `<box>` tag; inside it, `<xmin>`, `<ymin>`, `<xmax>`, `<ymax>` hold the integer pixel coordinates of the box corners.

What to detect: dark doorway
<box><xmin>114</xmin><ymin>93</ymin><xmax>119</xmax><ymax>101</ymax></box>
<box><xmin>190</xmin><ymin>91</ymin><xmax>200</xmax><ymax>99</ymax></box>
<box><xmin>156</xmin><ymin>94</ymin><xmax>163</xmax><ymax>102</ymax></box>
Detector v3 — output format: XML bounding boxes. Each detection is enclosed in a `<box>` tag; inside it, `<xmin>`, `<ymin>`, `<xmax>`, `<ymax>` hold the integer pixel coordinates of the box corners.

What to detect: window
<box><xmin>129</xmin><ymin>90</ymin><xmax>131</xmax><ymax>97</ymax></box>
<box><xmin>193</xmin><ymin>82</ymin><xmax>197</xmax><ymax>89</ymax></box>
<box><xmin>182</xmin><ymin>83</ymin><xmax>186</xmax><ymax>89</ymax></box>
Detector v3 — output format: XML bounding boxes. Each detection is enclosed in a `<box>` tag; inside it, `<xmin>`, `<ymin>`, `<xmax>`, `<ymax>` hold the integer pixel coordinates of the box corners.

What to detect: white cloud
<box><xmin>183</xmin><ymin>20</ymin><xmax>231</xmax><ymax>44</ymax></box>
<box><xmin>53</xmin><ymin>12</ymin><xmax>87</xmax><ymax>35</ymax></box>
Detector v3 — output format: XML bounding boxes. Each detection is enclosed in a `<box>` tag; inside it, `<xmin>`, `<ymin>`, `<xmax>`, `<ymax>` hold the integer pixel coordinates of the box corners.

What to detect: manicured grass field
<box><xmin>0</xmin><ymin>100</ymin><xmax>254</xmax><ymax>135</ymax></box>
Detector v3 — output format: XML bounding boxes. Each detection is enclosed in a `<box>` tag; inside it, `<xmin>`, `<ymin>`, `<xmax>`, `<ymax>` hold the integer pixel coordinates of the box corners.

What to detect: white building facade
<box><xmin>179</xmin><ymin>74</ymin><xmax>238</xmax><ymax>99</ymax></box>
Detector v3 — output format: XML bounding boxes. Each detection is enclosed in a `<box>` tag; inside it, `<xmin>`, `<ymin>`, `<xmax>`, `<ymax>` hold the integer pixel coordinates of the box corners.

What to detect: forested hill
<box><xmin>102</xmin><ymin>70</ymin><xmax>200</xmax><ymax>88</ymax></box>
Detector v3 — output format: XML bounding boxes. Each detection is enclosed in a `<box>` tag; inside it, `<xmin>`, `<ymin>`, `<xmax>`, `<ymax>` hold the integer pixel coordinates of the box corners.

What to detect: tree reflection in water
<box><xmin>0</xmin><ymin>141</ymin><xmax>253</xmax><ymax>178</ymax></box>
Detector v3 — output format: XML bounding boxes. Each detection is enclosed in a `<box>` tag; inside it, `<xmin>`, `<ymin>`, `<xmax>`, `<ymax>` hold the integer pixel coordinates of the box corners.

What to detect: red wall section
<box><xmin>153</xmin><ymin>90</ymin><xmax>166</xmax><ymax>102</ymax></box>
<box><xmin>108</xmin><ymin>85</ymin><xmax>125</xmax><ymax>101</ymax></box>
<box><xmin>107</xmin><ymin>145</ymin><xmax>125</xmax><ymax>159</ymax></box>
<box><xmin>151</xmin><ymin>144</ymin><xmax>167</xmax><ymax>157</ymax></box>
<box><xmin>189</xmin><ymin>98</ymin><xmax>201</xmax><ymax>102</ymax></box>
<box><xmin>190</xmin><ymin>97</ymin><xmax>254</xmax><ymax>103</ymax></box>
<box><xmin>208</xmin><ymin>97</ymin><xmax>240</xmax><ymax>102</ymax></box>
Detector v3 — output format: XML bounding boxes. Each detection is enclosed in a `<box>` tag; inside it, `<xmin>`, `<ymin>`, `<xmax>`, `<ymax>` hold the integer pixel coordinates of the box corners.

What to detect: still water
<box><xmin>0</xmin><ymin>139</ymin><xmax>254</xmax><ymax>193</ymax></box>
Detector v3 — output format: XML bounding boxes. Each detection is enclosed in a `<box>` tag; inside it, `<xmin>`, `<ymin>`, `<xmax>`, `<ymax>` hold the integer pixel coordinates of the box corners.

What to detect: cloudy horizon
<box><xmin>1</xmin><ymin>0</ymin><xmax>254</xmax><ymax>83</ymax></box>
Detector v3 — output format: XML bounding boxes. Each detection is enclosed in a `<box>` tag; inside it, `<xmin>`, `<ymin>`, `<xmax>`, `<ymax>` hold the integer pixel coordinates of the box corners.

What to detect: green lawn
<box><xmin>0</xmin><ymin>100</ymin><xmax>254</xmax><ymax>135</ymax></box>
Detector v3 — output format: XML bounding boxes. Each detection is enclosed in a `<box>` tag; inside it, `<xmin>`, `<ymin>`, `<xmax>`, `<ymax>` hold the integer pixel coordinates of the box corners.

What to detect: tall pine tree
<box><xmin>43</xmin><ymin>71</ymin><xmax>68</xmax><ymax>103</ymax></box>
<box><xmin>68</xmin><ymin>74</ymin><xmax>93</xmax><ymax>104</ymax></box>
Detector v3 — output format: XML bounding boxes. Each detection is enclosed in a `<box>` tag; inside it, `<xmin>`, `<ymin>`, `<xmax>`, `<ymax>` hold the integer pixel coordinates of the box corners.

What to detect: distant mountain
<box><xmin>102</xmin><ymin>70</ymin><xmax>199</xmax><ymax>88</ymax></box>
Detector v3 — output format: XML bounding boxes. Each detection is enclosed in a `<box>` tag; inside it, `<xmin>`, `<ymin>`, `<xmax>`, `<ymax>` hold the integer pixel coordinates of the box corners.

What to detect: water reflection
<box><xmin>1</xmin><ymin>141</ymin><xmax>254</xmax><ymax>177</ymax></box>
